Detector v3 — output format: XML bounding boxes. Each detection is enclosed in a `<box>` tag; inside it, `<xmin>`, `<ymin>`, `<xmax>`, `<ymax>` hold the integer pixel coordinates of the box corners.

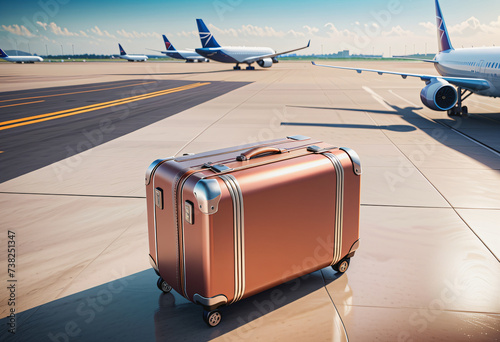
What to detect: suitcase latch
<box><xmin>202</xmin><ymin>162</ymin><xmax>231</xmax><ymax>173</ymax></box>
<box><xmin>155</xmin><ymin>188</ymin><xmax>163</xmax><ymax>209</ymax></box>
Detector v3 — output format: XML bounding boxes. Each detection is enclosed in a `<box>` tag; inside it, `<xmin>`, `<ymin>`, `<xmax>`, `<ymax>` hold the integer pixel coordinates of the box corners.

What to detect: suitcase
<box><xmin>145</xmin><ymin>135</ymin><xmax>361</xmax><ymax>327</ymax></box>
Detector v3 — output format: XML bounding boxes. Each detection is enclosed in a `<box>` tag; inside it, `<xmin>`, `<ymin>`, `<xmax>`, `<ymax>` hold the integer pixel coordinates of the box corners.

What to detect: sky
<box><xmin>1</xmin><ymin>0</ymin><xmax>500</xmax><ymax>57</ymax></box>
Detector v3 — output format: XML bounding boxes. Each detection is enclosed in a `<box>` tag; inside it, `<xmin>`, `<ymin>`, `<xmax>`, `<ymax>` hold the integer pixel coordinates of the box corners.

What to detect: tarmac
<box><xmin>0</xmin><ymin>60</ymin><xmax>499</xmax><ymax>341</ymax></box>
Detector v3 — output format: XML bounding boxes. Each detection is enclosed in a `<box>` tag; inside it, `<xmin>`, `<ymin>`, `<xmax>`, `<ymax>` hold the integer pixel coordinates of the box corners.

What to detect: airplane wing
<box><xmin>242</xmin><ymin>40</ymin><xmax>310</xmax><ymax>64</ymax></box>
<box><xmin>311</xmin><ymin>61</ymin><xmax>491</xmax><ymax>92</ymax></box>
<box><xmin>392</xmin><ymin>56</ymin><xmax>438</xmax><ymax>63</ymax></box>
<box><xmin>146</xmin><ymin>48</ymin><xmax>167</xmax><ymax>54</ymax></box>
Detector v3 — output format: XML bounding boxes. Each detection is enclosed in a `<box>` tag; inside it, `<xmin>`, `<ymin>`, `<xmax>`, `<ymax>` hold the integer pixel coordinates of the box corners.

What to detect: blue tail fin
<box><xmin>196</xmin><ymin>19</ymin><xmax>221</xmax><ymax>48</ymax></box>
<box><xmin>162</xmin><ymin>35</ymin><xmax>176</xmax><ymax>51</ymax></box>
<box><xmin>0</xmin><ymin>48</ymin><xmax>8</xmax><ymax>58</ymax></box>
<box><xmin>118</xmin><ymin>43</ymin><xmax>126</xmax><ymax>55</ymax></box>
<box><xmin>435</xmin><ymin>0</ymin><xmax>453</xmax><ymax>52</ymax></box>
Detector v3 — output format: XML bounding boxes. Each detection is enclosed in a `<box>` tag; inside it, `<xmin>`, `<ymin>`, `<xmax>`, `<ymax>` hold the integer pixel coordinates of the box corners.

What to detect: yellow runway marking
<box><xmin>0</xmin><ymin>81</ymin><xmax>157</xmax><ymax>104</ymax></box>
<box><xmin>0</xmin><ymin>82</ymin><xmax>210</xmax><ymax>131</ymax></box>
<box><xmin>0</xmin><ymin>100</ymin><xmax>45</xmax><ymax>109</ymax></box>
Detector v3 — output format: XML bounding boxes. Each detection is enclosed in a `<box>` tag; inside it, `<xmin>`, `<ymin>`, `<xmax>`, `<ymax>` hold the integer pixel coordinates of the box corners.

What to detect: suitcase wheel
<box><xmin>203</xmin><ymin>309</ymin><xmax>222</xmax><ymax>327</ymax></box>
<box><xmin>156</xmin><ymin>277</ymin><xmax>172</xmax><ymax>293</ymax></box>
<box><xmin>332</xmin><ymin>258</ymin><xmax>350</xmax><ymax>274</ymax></box>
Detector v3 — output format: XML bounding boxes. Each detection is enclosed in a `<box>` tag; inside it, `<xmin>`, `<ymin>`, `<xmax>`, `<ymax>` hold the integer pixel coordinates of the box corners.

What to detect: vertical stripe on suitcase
<box><xmin>219</xmin><ymin>174</ymin><xmax>246</xmax><ymax>304</ymax></box>
<box><xmin>323</xmin><ymin>153</ymin><xmax>345</xmax><ymax>266</ymax></box>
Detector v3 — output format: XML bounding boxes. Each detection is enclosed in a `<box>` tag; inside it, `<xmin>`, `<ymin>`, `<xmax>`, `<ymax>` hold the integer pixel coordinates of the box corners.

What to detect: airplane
<box><xmin>312</xmin><ymin>0</ymin><xmax>500</xmax><ymax>118</ymax></box>
<box><xmin>117</xmin><ymin>44</ymin><xmax>148</xmax><ymax>62</ymax></box>
<box><xmin>0</xmin><ymin>49</ymin><xmax>43</xmax><ymax>63</ymax></box>
<box><xmin>148</xmin><ymin>35</ymin><xmax>209</xmax><ymax>62</ymax></box>
<box><xmin>195</xmin><ymin>19</ymin><xmax>310</xmax><ymax>70</ymax></box>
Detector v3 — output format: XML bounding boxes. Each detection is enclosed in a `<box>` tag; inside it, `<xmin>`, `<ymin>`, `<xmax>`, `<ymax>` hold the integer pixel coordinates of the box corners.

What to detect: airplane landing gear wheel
<box><xmin>462</xmin><ymin>106</ymin><xmax>469</xmax><ymax>118</ymax></box>
<box><xmin>233</xmin><ymin>65</ymin><xmax>241</xmax><ymax>70</ymax></box>
<box><xmin>332</xmin><ymin>258</ymin><xmax>350</xmax><ymax>274</ymax></box>
<box><xmin>246</xmin><ymin>66</ymin><xmax>255</xmax><ymax>70</ymax></box>
<box><xmin>157</xmin><ymin>277</ymin><xmax>172</xmax><ymax>293</ymax></box>
<box><xmin>203</xmin><ymin>310</ymin><xmax>222</xmax><ymax>327</ymax></box>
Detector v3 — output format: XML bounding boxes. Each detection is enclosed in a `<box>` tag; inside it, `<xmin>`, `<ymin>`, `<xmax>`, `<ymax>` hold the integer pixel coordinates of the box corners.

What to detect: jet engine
<box><xmin>272</xmin><ymin>57</ymin><xmax>279</xmax><ymax>63</ymax></box>
<box><xmin>257</xmin><ymin>58</ymin><xmax>273</xmax><ymax>68</ymax></box>
<box><xmin>420</xmin><ymin>79</ymin><xmax>457</xmax><ymax>111</ymax></box>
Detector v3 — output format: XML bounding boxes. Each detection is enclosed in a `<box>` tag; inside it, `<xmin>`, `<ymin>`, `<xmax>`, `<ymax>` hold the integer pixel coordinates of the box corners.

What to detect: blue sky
<box><xmin>1</xmin><ymin>0</ymin><xmax>500</xmax><ymax>56</ymax></box>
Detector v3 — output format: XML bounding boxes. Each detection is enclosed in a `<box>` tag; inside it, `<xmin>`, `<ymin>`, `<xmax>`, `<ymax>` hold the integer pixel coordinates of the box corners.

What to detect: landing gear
<box><xmin>447</xmin><ymin>87</ymin><xmax>472</xmax><ymax>118</ymax></box>
<box><xmin>245</xmin><ymin>65</ymin><xmax>255</xmax><ymax>70</ymax></box>
<box><xmin>332</xmin><ymin>258</ymin><xmax>350</xmax><ymax>274</ymax></box>
<box><xmin>203</xmin><ymin>309</ymin><xmax>222</xmax><ymax>327</ymax></box>
<box><xmin>233</xmin><ymin>64</ymin><xmax>241</xmax><ymax>70</ymax></box>
<box><xmin>156</xmin><ymin>277</ymin><xmax>172</xmax><ymax>293</ymax></box>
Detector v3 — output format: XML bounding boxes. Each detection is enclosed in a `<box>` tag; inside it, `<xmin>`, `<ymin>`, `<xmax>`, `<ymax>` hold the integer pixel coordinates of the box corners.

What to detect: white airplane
<box><xmin>148</xmin><ymin>35</ymin><xmax>209</xmax><ymax>62</ymax></box>
<box><xmin>313</xmin><ymin>0</ymin><xmax>500</xmax><ymax>117</ymax></box>
<box><xmin>195</xmin><ymin>19</ymin><xmax>310</xmax><ymax>70</ymax></box>
<box><xmin>0</xmin><ymin>49</ymin><xmax>43</xmax><ymax>63</ymax></box>
<box><xmin>118</xmin><ymin>44</ymin><xmax>148</xmax><ymax>62</ymax></box>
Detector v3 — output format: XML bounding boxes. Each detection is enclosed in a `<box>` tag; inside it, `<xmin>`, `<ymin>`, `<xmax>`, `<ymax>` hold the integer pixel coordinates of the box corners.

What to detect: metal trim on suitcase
<box><xmin>219</xmin><ymin>174</ymin><xmax>246</xmax><ymax>304</ymax></box>
<box><xmin>323</xmin><ymin>153</ymin><xmax>345</xmax><ymax>266</ymax></box>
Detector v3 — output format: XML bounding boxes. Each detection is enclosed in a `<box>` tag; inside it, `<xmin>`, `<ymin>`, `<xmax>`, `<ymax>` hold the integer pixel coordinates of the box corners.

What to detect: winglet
<box><xmin>0</xmin><ymin>48</ymin><xmax>8</xmax><ymax>58</ymax></box>
<box><xmin>435</xmin><ymin>0</ymin><xmax>453</xmax><ymax>52</ymax></box>
<box><xmin>307</xmin><ymin>40</ymin><xmax>311</xmax><ymax>48</ymax></box>
<box><xmin>311</xmin><ymin>61</ymin><xmax>316</xmax><ymax>65</ymax></box>
<box><xmin>162</xmin><ymin>35</ymin><xmax>176</xmax><ymax>51</ymax></box>
<box><xmin>196</xmin><ymin>19</ymin><xmax>221</xmax><ymax>48</ymax></box>
<box><xmin>118</xmin><ymin>43</ymin><xmax>126</xmax><ymax>56</ymax></box>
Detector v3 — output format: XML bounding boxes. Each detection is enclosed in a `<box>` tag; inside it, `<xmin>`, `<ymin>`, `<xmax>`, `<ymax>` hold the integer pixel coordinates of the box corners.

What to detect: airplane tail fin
<box><xmin>162</xmin><ymin>35</ymin><xmax>176</xmax><ymax>51</ymax></box>
<box><xmin>0</xmin><ymin>48</ymin><xmax>8</xmax><ymax>58</ymax></box>
<box><xmin>196</xmin><ymin>19</ymin><xmax>221</xmax><ymax>48</ymax></box>
<box><xmin>118</xmin><ymin>43</ymin><xmax>126</xmax><ymax>56</ymax></box>
<box><xmin>435</xmin><ymin>0</ymin><xmax>453</xmax><ymax>52</ymax></box>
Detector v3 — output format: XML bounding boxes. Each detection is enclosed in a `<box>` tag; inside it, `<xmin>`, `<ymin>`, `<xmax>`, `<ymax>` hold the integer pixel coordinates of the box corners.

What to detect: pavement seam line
<box><xmin>320</xmin><ymin>270</ymin><xmax>350</xmax><ymax>342</ymax></box>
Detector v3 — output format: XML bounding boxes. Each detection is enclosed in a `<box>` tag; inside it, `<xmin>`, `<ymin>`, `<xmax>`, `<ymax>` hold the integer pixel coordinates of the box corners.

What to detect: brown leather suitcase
<box><xmin>145</xmin><ymin>135</ymin><xmax>361</xmax><ymax>327</ymax></box>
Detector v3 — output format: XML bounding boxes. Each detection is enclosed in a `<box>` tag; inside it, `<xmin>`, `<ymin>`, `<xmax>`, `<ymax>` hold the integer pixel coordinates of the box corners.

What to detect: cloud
<box><xmin>382</xmin><ymin>25</ymin><xmax>413</xmax><ymax>37</ymax></box>
<box><xmin>177</xmin><ymin>30</ymin><xmax>197</xmax><ymax>38</ymax></box>
<box><xmin>324</xmin><ymin>22</ymin><xmax>358</xmax><ymax>39</ymax></box>
<box><xmin>36</xmin><ymin>22</ymin><xmax>80</xmax><ymax>36</ymax></box>
<box><xmin>37</xmin><ymin>21</ymin><xmax>48</xmax><ymax>30</ymax></box>
<box><xmin>209</xmin><ymin>23</ymin><xmax>239</xmax><ymax>37</ymax></box>
<box><xmin>91</xmin><ymin>26</ymin><xmax>116</xmax><ymax>39</ymax></box>
<box><xmin>116</xmin><ymin>29</ymin><xmax>159</xmax><ymax>39</ymax></box>
<box><xmin>51</xmin><ymin>23</ymin><xmax>78</xmax><ymax>36</ymax></box>
<box><xmin>303</xmin><ymin>25</ymin><xmax>319</xmax><ymax>35</ymax></box>
<box><xmin>287</xmin><ymin>29</ymin><xmax>305</xmax><ymax>38</ymax></box>
<box><xmin>1</xmin><ymin>24</ymin><xmax>35</xmax><ymax>37</ymax></box>
<box><xmin>79</xmin><ymin>30</ymin><xmax>89</xmax><ymax>38</ymax></box>
<box><xmin>419</xmin><ymin>16</ymin><xmax>500</xmax><ymax>36</ymax></box>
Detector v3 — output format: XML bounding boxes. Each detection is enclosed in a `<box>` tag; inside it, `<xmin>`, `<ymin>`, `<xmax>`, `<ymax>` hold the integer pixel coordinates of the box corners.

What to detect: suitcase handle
<box><xmin>236</xmin><ymin>147</ymin><xmax>287</xmax><ymax>161</ymax></box>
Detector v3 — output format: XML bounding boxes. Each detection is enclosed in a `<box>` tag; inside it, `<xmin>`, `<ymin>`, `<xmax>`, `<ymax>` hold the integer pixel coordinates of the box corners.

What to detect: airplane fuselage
<box><xmin>164</xmin><ymin>50</ymin><xmax>207</xmax><ymax>62</ymax></box>
<box><xmin>1</xmin><ymin>55</ymin><xmax>43</xmax><ymax>63</ymax></box>
<box><xmin>119</xmin><ymin>54</ymin><xmax>148</xmax><ymax>62</ymax></box>
<box><xmin>435</xmin><ymin>47</ymin><xmax>500</xmax><ymax>97</ymax></box>
<box><xmin>195</xmin><ymin>46</ymin><xmax>275</xmax><ymax>64</ymax></box>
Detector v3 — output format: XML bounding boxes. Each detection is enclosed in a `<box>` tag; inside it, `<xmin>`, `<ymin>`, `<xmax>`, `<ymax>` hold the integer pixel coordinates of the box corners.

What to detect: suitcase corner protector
<box><xmin>193</xmin><ymin>294</ymin><xmax>228</xmax><ymax>310</ymax></box>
